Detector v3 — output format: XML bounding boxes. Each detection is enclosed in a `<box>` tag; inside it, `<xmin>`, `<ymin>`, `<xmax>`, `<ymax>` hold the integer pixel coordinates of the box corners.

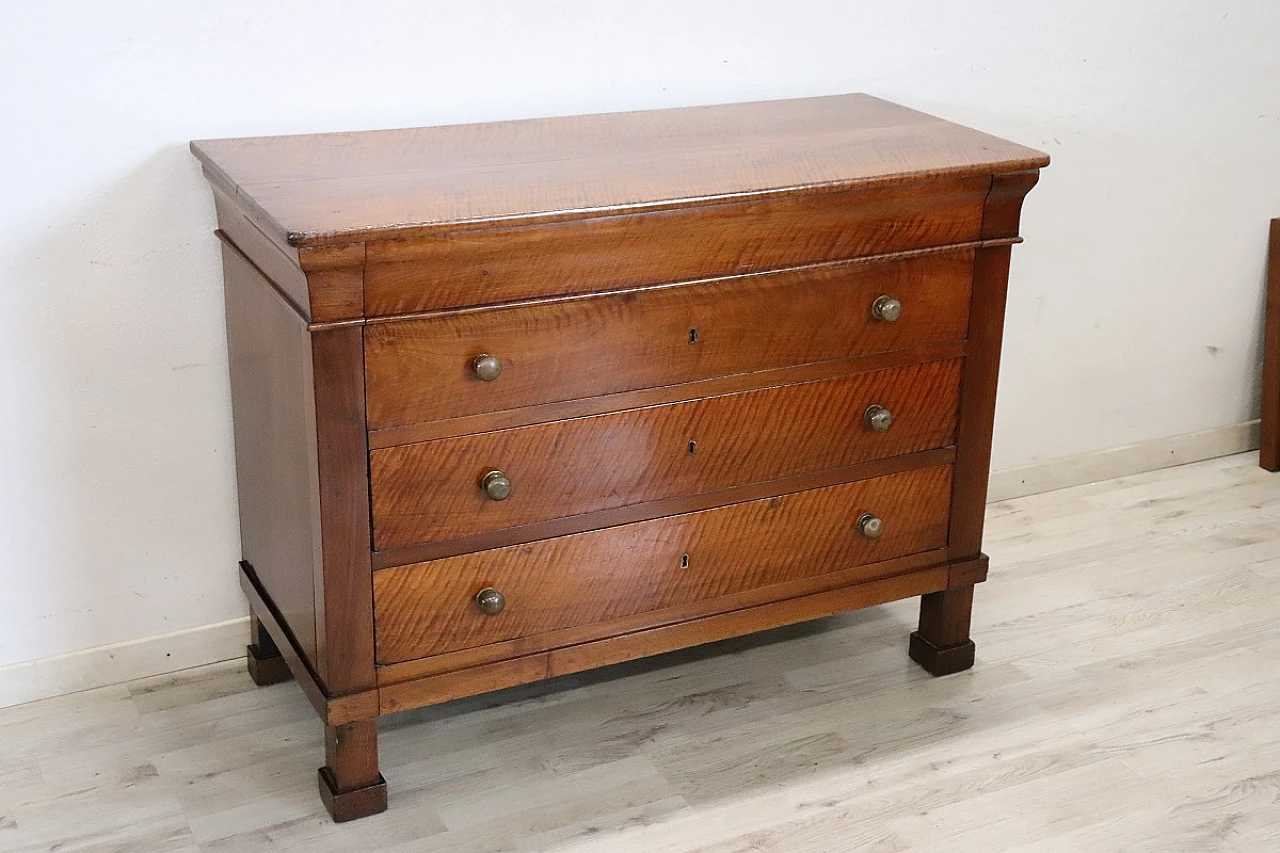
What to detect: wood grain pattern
<box><xmin>309</xmin><ymin>327</ymin><xmax>376</xmax><ymax>694</ymax></box>
<box><xmin>1260</xmin><ymin>218</ymin><xmax>1280</xmax><ymax>471</ymax></box>
<box><xmin>363</xmin><ymin>179</ymin><xmax>987</xmax><ymax>315</ymax></box>
<box><xmin>370</xmin><ymin>359</ymin><xmax>961</xmax><ymax>550</ymax></box>
<box><xmin>373</xmin><ymin>465</ymin><xmax>952</xmax><ymax>663</ymax></box>
<box><xmin>369</xmin><ymin>339</ymin><xmax>970</xmax><ymax>449</ymax></box>
<box><xmin>190</xmin><ymin>93</ymin><xmax>1048</xmax><ymax>249</ymax></box>
<box><xmin>298</xmin><ymin>243</ymin><xmax>365</xmax><ymax>324</ymax></box>
<box><xmin>544</xmin><ymin>566</ymin><xmax>950</xmax><ymax>679</ymax></box>
<box><xmin>375</xmin><ymin>548</ymin><xmax>948</xmax><ymax>685</ymax></box>
<box><xmin>220</xmin><ymin>242</ymin><xmax>319</xmax><ymax>664</ymax></box>
<box><xmin>364</xmin><ymin>249</ymin><xmax>974</xmax><ymax>430</ymax></box>
<box><xmin>194</xmin><ymin>95</ymin><xmax>1046</xmax><ymax>821</ymax></box>
<box><xmin>379</xmin><ymin>564</ymin><xmax>951</xmax><ymax>713</ymax></box>
<box><xmin>372</xmin><ymin>448</ymin><xmax>957</xmax><ymax>569</ymax></box>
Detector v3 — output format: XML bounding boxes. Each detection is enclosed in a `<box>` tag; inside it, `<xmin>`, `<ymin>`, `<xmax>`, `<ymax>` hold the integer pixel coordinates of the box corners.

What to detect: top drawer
<box><xmin>363</xmin><ymin>175</ymin><xmax>990</xmax><ymax>316</ymax></box>
<box><xmin>365</xmin><ymin>248</ymin><xmax>974</xmax><ymax>432</ymax></box>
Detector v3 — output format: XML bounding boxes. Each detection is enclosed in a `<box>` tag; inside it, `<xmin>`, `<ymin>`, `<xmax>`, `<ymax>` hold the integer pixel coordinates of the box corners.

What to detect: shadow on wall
<box><xmin>0</xmin><ymin>144</ymin><xmax>244</xmax><ymax>667</ymax></box>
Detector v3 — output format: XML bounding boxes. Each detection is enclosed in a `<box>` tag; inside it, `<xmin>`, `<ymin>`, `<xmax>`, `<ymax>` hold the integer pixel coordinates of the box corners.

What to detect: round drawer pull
<box><xmin>475</xmin><ymin>587</ymin><xmax>506</xmax><ymax>616</ymax></box>
<box><xmin>864</xmin><ymin>405</ymin><xmax>893</xmax><ymax>432</ymax></box>
<box><xmin>472</xmin><ymin>354</ymin><xmax>503</xmax><ymax>382</ymax></box>
<box><xmin>871</xmin><ymin>295</ymin><xmax>902</xmax><ymax>322</ymax></box>
<box><xmin>856</xmin><ymin>512</ymin><xmax>884</xmax><ymax>539</ymax></box>
<box><xmin>481</xmin><ymin>470</ymin><xmax>512</xmax><ymax>501</ymax></box>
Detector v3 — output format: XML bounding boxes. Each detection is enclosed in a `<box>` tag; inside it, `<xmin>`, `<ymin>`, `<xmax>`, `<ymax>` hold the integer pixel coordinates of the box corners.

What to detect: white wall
<box><xmin>2</xmin><ymin>1</ymin><xmax>1278</xmax><ymax>668</ymax></box>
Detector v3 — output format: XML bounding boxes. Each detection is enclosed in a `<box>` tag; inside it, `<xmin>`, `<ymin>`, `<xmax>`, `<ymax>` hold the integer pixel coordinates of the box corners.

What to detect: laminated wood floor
<box><xmin>5</xmin><ymin>452</ymin><xmax>1280</xmax><ymax>852</ymax></box>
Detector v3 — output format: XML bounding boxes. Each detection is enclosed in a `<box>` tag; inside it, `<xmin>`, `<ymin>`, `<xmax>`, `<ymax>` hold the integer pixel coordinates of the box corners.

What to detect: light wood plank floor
<box><xmin>5</xmin><ymin>452</ymin><xmax>1280</xmax><ymax>852</ymax></box>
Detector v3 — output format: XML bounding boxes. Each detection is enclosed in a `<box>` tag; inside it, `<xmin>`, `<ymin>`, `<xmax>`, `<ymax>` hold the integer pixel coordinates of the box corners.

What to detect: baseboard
<box><xmin>987</xmin><ymin>420</ymin><xmax>1260</xmax><ymax>502</ymax></box>
<box><xmin>0</xmin><ymin>617</ymin><xmax>248</xmax><ymax>709</ymax></box>
<box><xmin>0</xmin><ymin>421</ymin><xmax>1260</xmax><ymax>709</ymax></box>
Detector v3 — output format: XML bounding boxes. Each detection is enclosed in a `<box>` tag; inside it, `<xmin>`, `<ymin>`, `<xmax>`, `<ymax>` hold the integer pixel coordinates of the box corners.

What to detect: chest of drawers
<box><xmin>192</xmin><ymin>94</ymin><xmax>1047</xmax><ymax>821</ymax></box>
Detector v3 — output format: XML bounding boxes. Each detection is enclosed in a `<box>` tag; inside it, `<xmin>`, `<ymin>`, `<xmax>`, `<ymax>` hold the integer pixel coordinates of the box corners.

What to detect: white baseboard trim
<box><xmin>0</xmin><ymin>616</ymin><xmax>248</xmax><ymax>709</ymax></box>
<box><xmin>0</xmin><ymin>420</ymin><xmax>1261</xmax><ymax>709</ymax></box>
<box><xmin>987</xmin><ymin>420</ymin><xmax>1260</xmax><ymax>502</ymax></box>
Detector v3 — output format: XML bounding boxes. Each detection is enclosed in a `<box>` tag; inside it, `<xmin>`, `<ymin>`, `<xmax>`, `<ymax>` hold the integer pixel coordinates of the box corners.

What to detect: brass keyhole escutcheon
<box><xmin>688</xmin><ymin>440</ymin><xmax>697</xmax><ymax>455</ymax></box>
<box><xmin>689</xmin><ymin>328</ymin><xmax>699</xmax><ymax>344</ymax></box>
<box><xmin>680</xmin><ymin>554</ymin><xmax>690</xmax><ymax>569</ymax></box>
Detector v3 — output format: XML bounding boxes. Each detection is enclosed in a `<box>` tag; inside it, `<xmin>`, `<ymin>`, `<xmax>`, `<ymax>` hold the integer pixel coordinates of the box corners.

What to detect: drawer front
<box><xmin>363</xmin><ymin>176</ymin><xmax>990</xmax><ymax>317</ymax></box>
<box><xmin>371</xmin><ymin>359</ymin><xmax>961</xmax><ymax>550</ymax></box>
<box><xmin>374</xmin><ymin>464</ymin><xmax>953</xmax><ymax>663</ymax></box>
<box><xmin>364</xmin><ymin>249</ymin><xmax>974</xmax><ymax>432</ymax></box>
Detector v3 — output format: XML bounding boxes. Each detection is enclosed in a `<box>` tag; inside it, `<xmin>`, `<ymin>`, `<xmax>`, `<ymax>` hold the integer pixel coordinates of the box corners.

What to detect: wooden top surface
<box><xmin>191</xmin><ymin>93</ymin><xmax>1049</xmax><ymax>248</ymax></box>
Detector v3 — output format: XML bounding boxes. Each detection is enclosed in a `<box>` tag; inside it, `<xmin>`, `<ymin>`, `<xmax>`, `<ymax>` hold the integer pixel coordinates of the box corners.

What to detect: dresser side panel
<box><xmin>221</xmin><ymin>242</ymin><xmax>320</xmax><ymax>666</ymax></box>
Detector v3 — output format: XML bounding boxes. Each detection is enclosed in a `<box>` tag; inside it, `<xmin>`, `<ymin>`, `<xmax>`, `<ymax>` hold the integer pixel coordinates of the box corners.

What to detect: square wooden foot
<box><xmin>246</xmin><ymin>614</ymin><xmax>293</xmax><ymax>686</ymax></box>
<box><xmin>908</xmin><ymin>632</ymin><xmax>976</xmax><ymax>676</ymax></box>
<box><xmin>318</xmin><ymin>767</ymin><xmax>388</xmax><ymax>822</ymax></box>
<box><xmin>246</xmin><ymin>642</ymin><xmax>293</xmax><ymax>686</ymax></box>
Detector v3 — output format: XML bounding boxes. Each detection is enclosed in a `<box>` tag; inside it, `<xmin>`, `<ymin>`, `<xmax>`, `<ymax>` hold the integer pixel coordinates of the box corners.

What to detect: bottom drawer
<box><xmin>373</xmin><ymin>464</ymin><xmax>953</xmax><ymax>664</ymax></box>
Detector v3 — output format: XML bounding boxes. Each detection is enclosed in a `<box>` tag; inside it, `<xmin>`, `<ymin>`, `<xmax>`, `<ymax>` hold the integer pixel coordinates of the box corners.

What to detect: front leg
<box><xmin>318</xmin><ymin>720</ymin><xmax>388</xmax><ymax>822</ymax></box>
<box><xmin>908</xmin><ymin>585</ymin><xmax>977</xmax><ymax>676</ymax></box>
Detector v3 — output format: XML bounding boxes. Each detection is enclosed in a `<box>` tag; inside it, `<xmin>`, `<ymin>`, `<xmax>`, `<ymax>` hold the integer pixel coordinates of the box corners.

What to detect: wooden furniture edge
<box><xmin>219</xmin><ymin>228</ymin><xmax>377</xmax><ymax>700</ymax></box>
<box><xmin>209</xmin><ymin>180</ymin><xmax>367</xmax><ymax>323</ymax></box>
<box><xmin>377</xmin><ymin>548</ymin><xmax>950</xmax><ymax>682</ymax></box>
<box><xmin>240</xmin><ymin>562</ymin><xmax>379</xmax><ymax>725</ymax></box>
<box><xmin>190</xmin><ymin>94</ymin><xmax>1048</xmax><ymax>250</ymax></box>
<box><xmin>215</xmin><ymin>230</ymin><xmax>310</xmax><ymax>322</ymax></box>
<box><xmin>1260</xmin><ymin>218</ymin><xmax>1280</xmax><ymax>471</ymax></box>
<box><xmin>947</xmin><ymin>168</ymin><xmax>1041</xmax><ymax>560</ymax></box>
<box><xmin>354</xmin><ymin>238</ymin><xmax>1020</xmax><ymax>329</ymax></box>
<box><xmin>948</xmin><ymin>552</ymin><xmax>989</xmax><ymax>586</ymax></box>
<box><xmin>251</xmin><ymin>168</ymin><xmax>1046</xmax><ymax>249</ymax></box>
<box><xmin>309</xmin><ymin>327</ymin><xmax>378</xmax><ymax>696</ymax></box>
<box><xmin>378</xmin><ymin>563</ymin><xmax>952</xmax><ymax>714</ymax></box>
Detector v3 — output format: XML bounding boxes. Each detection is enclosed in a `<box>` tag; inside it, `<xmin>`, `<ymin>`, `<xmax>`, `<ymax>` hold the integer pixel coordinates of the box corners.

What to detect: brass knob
<box><xmin>475</xmin><ymin>587</ymin><xmax>506</xmax><ymax>616</ymax></box>
<box><xmin>864</xmin><ymin>405</ymin><xmax>893</xmax><ymax>432</ymax></box>
<box><xmin>472</xmin><ymin>354</ymin><xmax>503</xmax><ymax>382</ymax></box>
<box><xmin>856</xmin><ymin>512</ymin><xmax>884</xmax><ymax>539</ymax></box>
<box><xmin>871</xmin><ymin>295</ymin><xmax>902</xmax><ymax>322</ymax></box>
<box><xmin>481</xmin><ymin>470</ymin><xmax>512</xmax><ymax>501</ymax></box>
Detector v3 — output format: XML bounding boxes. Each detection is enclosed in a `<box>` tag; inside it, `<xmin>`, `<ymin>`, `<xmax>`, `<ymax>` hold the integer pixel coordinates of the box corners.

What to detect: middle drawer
<box><xmin>370</xmin><ymin>358</ymin><xmax>961</xmax><ymax>551</ymax></box>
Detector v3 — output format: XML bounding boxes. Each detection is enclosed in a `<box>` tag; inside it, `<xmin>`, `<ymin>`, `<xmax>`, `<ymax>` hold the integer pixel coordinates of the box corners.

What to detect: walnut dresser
<box><xmin>191</xmin><ymin>94</ymin><xmax>1048</xmax><ymax>821</ymax></box>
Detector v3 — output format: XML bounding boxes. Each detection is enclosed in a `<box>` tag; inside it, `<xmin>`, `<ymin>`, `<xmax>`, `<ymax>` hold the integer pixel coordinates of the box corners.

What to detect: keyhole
<box><xmin>688</xmin><ymin>440</ymin><xmax>697</xmax><ymax>455</ymax></box>
<box><xmin>680</xmin><ymin>554</ymin><xmax>690</xmax><ymax>569</ymax></box>
<box><xmin>689</xmin><ymin>328</ymin><xmax>698</xmax><ymax>344</ymax></box>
